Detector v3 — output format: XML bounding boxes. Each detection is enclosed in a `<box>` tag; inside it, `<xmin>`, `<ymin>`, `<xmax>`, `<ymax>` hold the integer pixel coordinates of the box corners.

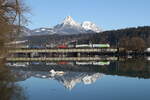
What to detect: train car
<box><xmin>18</xmin><ymin>45</ymin><xmax>29</xmax><ymax>49</ymax></box>
<box><xmin>75</xmin><ymin>44</ymin><xmax>110</xmax><ymax>48</ymax></box>
<box><xmin>28</xmin><ymin>45</ymin><xmax>45</xmax><ymax>49</ymax></box>
<box><xmin>57</xmin><ymin>45</ymin><xmax>68</xmax><ymax>49</ymax></box>
<box><xmin>46</xmin><ymin>44</ymin><xmax>55</xmax><ymax>48</ymax></box>
<box><xmin>57</xmin><ymin>43</ymin><xmax>110</xmax><ymax>48</ymax></box>
<box><xmin>75</xmin><ymin>44</ymin><xmax>92</xmax><ymax>48</ymax></box>
<box><xmin>93</xmin><ymin>44</ymin><xmax>110</xmax><ymax>48</ymax></box>
<box><xmin>68</xmin><ymin>44</ymin><xmax>75</xmax><ymax>48</ymax></box>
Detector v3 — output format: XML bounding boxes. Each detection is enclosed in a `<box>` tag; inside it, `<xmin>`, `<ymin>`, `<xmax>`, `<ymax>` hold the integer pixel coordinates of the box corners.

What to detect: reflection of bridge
<box><xmin>7</xmin><ymin>48</ymin><xmax>118</xmax><ymax>61</ymax></box>
<box><xmin>7</xmin><ymin>57</ymin><xmax>118</xmax><ymax>61</ymax></box>
<box><xmin>7</xmin><ymin>59</ymin><xmax>150</xmax><ymax>80</ymax></box>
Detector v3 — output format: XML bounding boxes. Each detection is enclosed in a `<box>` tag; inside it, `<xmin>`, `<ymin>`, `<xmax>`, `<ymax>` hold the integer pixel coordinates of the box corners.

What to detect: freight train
<box><xmin>20</xmin><ymin>44</ymin><xmax>110</xmax><ymax>49</ymax></box>
<box><xmin>56</xmin><ymin>44</ymin><xmax>110</xmax><ymax>49</ymax></box>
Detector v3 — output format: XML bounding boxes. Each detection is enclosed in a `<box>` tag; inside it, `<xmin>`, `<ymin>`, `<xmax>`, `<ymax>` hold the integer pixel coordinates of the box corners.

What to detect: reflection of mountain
<box><xmin>8</xmin><ymin>59</ymin><xmax>150</xmax><ymax>80</ymax></box>
<box><xmin>11</xmin><ymin>69</ymin><xmax>103</xmax><ymax>90</ymax></box>
<box><xmin>51</xmin><ymin>71</ymin><xmax>103</xmax><ymax>90</ymax></box>
<box><xmin>9</xmin><ymin>59</ymin><xmax>150</xmax><ymax>90</ymax></box>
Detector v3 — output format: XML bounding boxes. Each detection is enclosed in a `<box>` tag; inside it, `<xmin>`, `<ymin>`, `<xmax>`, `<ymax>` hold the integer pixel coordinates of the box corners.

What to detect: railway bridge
<box><xmin>7</xmin><ymin>48</ymin><xmax>118</xmax><ymax>61</ymax></box>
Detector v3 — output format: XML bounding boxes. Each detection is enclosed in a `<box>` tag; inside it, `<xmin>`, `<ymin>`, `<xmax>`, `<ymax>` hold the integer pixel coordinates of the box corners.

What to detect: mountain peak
<box><xmin>82</xmin><ymin>21</ymin><xmax>102</xmax><ymax>33</ymax></box>
<box><xmin>62</xmin><ymin>16</ymin><xmax>80</xmax><ymax>26</ymax></box>
<box><xmin>31</xmin><ymin>16</ymin><xmax>102</xmax><ymax>36</ymax></box>
<box><xmin>64</xmin><ymin>16</ymin><xmax>73</xmax><ymax>22</ymax></box>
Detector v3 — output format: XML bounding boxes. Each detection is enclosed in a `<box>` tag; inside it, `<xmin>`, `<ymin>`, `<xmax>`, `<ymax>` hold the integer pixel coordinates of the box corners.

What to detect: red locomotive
<box><xmin>57</xmin><ymin>45</ymin><xmax>68</xmax><ymax>48</ymax></box>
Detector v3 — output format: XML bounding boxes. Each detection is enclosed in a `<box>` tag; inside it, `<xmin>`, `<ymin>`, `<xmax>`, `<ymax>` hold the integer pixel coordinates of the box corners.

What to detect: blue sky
<box><xmin>25</xmin><ymin>0</ymin><xmax>150</xmax><ymax>30</ymax></box>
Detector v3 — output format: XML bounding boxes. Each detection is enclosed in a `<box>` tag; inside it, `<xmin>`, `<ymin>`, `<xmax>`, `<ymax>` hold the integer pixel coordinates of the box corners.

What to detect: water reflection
<box><xmin>0</xmin><ymin>60</ymin><xmax>27</xmax><ymax>100</ymax></box>
<box><xmin>11</xmin><ymin>69</ymin><xmax>103</xmax><ymax>90</ymax></box>
<box><xmin>147</xmin><ymin>56</ymin><xmax>150</xmax><ymax>61</ymax></box>
<box><xmin>6</xmin><ymin>59</ymin><xmax>150</xmax><ymax>90</ymax></box>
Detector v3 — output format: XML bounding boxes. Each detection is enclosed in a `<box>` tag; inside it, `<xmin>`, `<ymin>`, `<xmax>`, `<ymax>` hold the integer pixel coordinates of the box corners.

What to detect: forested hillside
<box><xmin>79</xmin><ymin>26</ymin><xmax>150</xmax><ymax>51</ymax></box>
<box><xmin>25</xmin><ymin>26</ymin><xmax>150</xmax><ymax>51</ymax></box>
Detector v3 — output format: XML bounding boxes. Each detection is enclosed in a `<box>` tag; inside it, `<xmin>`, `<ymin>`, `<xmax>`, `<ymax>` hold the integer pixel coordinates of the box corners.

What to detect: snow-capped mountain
<box><xmin>31</xmin><ymin>16</ymin><xmax>102</xmax><ymax>35</ymax></box>
<box><xmin>53</xmin><ymin>16</ymin><xmax>86</xmax><ymax>34</ymax></box>
<box><xmin>62</xmin><ymin>16</ymin><xmax>81</xmax><ymax>26</ymax></box>
<box><xmin>31</xmin><ymin>28</ymin><xmax>55</xmax><ymax>35</ymax></box>
<box><xmin>82</xmin><ymin>21</ymin><xmax>101</xmax><ymax>33</ymax></box>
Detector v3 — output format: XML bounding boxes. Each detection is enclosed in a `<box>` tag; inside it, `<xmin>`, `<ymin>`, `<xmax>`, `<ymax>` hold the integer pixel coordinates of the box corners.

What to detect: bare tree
<box><xmin>0</xmin><ymin>0</ymin><xmax>29</xmax><ymax>58</ymax></box>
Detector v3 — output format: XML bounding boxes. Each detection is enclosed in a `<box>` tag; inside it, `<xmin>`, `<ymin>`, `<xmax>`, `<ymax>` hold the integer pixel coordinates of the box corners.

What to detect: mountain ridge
<box><xmin>30</xmin><ymin>16</ymin><xmax>102</xmax><ymax>35</ymax></box>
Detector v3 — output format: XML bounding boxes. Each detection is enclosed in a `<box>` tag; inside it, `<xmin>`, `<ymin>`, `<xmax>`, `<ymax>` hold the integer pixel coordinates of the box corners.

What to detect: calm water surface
<box><xmin>1</xmin><ymin>58</ymin><xmax>150</xmax><ymax>100</ymax></box>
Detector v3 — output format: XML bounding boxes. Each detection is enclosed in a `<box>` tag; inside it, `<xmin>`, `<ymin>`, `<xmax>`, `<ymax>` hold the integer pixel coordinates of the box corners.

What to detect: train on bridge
<box><xmin>10</xmin><ymin>39</ymin><xmax>111</xmax><ymax>49</ymax></box>
<box><xmin>20</xmin><ymin>43</ymin><xmax>110</xmax><ymax>49</ymax></box>
<box><xmin>57</xmin><ymin>44</ymin><xmax>110</xmax><ymax>49</ymax></box>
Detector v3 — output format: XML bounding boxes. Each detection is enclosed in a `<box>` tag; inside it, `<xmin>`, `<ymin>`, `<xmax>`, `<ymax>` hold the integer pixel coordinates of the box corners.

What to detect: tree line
<box><xmin>84</xmin><ymin>26</ymin><xmax>150</xmax><ymax>52</ymax></box>
<box><xmin>0</xmin><ymin>0</ymin><xmax>28</xmax><ymax>58</ymax></box>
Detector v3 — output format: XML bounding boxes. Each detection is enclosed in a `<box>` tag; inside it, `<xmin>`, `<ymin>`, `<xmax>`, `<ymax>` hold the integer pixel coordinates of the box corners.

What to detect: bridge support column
<box><xmin>77</xmin><ymin>52</ymin><xmax>81</xmax><ymax>57</ymax></box>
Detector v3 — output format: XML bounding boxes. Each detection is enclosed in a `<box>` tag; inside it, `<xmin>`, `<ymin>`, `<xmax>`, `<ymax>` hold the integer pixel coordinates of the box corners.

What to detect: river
<box><xmin>1</xmin><ymin>57</ymin><xmax>150</xmax><ymax>100</ymax></box>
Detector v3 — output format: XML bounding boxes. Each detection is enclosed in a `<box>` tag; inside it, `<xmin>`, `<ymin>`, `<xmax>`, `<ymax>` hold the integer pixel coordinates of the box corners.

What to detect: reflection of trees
<box><xmin>0</xmin><ymin>61</ymin><xmax>27</xmax><ymax>100</ymax></box>
<box><xmin>117</xmin><ymin>59</ymin><xmax>150</xmax><ymax>78</ymax></box>
<box><xmin>96</xmin><ymin>59</ymin><xmax>150</xmax><ymax>78</ymax></box>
